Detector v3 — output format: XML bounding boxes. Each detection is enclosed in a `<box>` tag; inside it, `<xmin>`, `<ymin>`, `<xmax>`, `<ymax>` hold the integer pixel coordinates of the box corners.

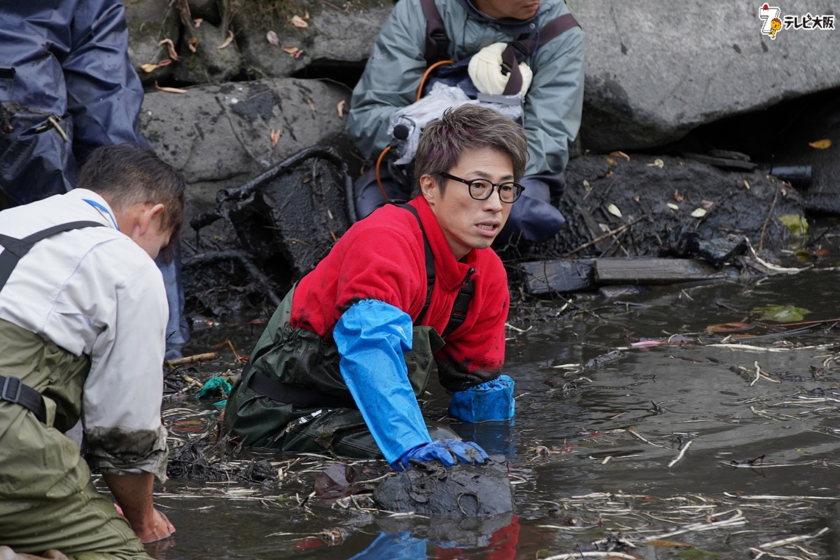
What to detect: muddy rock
<box><xmin>139</xmin><ymin>78</ymin><xmax>351</xmax><ymax>219</ymax></box>
<box><xmin>548</xmin><ymin>154</ymin><xmax>806</xmax><ymax>257</ymax></box>
<box><xmin>572</xmin><ymin>0</ymin><xmax>840</xmax><ymax>152</ymax></box>
<box><xmin>124</xmin><ymin>0</ymin><xmax>180</xmax><ymax>85</ymax></box>
<box><xmin>373</xmin><ymin>460</ymin><xmax>514</xmax><ymax>517</ymax></box>
<box><xmin>174</xmin><ymin>21</ymin><xmax>242</xmax><ymax>84</ymax></box>
<box><xmin>237</xmin><ymin>1</ymin><xmax>392</xmax><ymax>80</ymax></box>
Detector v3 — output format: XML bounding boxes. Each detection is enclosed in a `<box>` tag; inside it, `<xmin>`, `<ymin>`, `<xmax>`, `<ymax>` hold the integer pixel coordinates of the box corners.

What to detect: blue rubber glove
<box><xmin>449</xmin><ymin>375</ymin><xmax>515</xmax><ymax>422</ymax></box>
<box><xmin>396</xmin><ymin>438</ymin><xmax>490</xmax><ymax>470</ymax></box>
<box><xmin>334</xmin><ymin>300</ymin><xmax>432</xmax><ymax>465</ymax></box>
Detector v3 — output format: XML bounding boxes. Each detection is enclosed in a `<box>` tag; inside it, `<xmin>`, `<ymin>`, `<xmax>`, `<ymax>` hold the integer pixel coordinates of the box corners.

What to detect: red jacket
<box><xmin>291</xmin><ymin>197</ymin><xmax>509</xmax><ymax>387</ymax></box>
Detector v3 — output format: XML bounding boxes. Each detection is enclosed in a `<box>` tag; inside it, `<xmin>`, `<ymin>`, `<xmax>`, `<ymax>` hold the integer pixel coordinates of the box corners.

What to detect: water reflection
<box><xmin>350</xmin><ymin>515</ymin><xmax>519</xmax><ymax>560</ymax></box>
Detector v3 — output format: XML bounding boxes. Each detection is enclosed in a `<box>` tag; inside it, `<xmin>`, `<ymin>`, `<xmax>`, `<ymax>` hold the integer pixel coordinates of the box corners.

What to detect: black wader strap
<box><xmin>0</xmin><ymin>220</ymin><xmax>104</xmax><ymax>424</ymax></box>
<box><xmin>0</xmin><ymin>220</ymin><xmax>104</xmax><ymax>291</ymax></box>
<box><xmin>392</xmin><ymin>203</ymin><xmax>435</xmax><ymax>325</ymax></box>
<box><xmin>245</xmin><ymin>363</ymin><xmax>358</xmax><ymax>409</ymax></box>
<box><xmin>0</xmin><ymin>375</ymin><xmax>47</xmax><ymax>423</ymax></box>
<box><xmin>421</xmin><ymin>0</ymin><xmax>450</xmax><ymax>65</ymax></box>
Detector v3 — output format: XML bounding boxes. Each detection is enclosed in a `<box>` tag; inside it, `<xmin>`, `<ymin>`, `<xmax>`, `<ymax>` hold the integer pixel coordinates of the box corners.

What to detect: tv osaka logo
<box><xmin>759</xmin><ymin>4</ymin><xmax>835</xmax><ymax>39</ymax></box>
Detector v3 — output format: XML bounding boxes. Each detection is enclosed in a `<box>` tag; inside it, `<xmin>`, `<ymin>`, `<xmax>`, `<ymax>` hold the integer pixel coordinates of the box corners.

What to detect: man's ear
<box><xmin>138</xmin><ymin>203</ymin><xmax>166</xmax><ymax>235</ymax></box>
<box><xmin>419</xmin><ymin>174</ymin><xmax>437</xmax><ymax>206</ymax></box>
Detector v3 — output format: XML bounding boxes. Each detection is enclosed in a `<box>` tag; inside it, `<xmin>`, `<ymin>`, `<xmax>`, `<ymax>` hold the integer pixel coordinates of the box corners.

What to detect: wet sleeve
<box><xmin>82</xmin><ymin>260</ymin><xmax>168</xmax><ymax>482</ymax></box>
<box><xmin>64</xmin><ymin>0</ymin><xmax>152</xmax><ymax>165</ymax></box>
<box><xmin>346</xmin><ymin>0</ymin><xmax>428</xmax><ymax>159</ymax></box>
<box><xmin>522</xmin><ymin>25</ymin><xmax>585</xmax><ymax>176</ymax></box>
<box><xmin>436</xmin><ymin>265</ymin><xmax>509</xmax><ymax>392</ymax></box>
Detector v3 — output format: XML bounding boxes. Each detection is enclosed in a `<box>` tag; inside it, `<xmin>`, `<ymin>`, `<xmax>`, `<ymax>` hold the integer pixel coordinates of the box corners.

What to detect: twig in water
<box><xmin>758</xmin><ymin>187</ymin><xmax>779</xmax><ymax>252</ymax></box>
<box><xmin>667</xmin><ymin>440</ymin><xmax>693</xmax><ymax>468</ymax></box>
<box><xmin>626</xmin><ymin>428</ymin><xmax>666</xmax><ymax>448</ymax></box>
<box><xmin>758</xmin><ymin>526</ymin><xmax>829</xmax><ymax>550</ymax></box>
<box><xmin>564</xmin><ymin>214</ymin><xmax>648</xmax><ymax>257</ymax></box>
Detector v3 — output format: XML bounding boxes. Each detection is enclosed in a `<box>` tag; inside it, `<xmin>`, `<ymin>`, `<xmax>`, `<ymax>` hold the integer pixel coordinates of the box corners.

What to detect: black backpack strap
<box><xmin>421</xmin><ymin>0</ymin><xmax>450</xmax><ymax>65</ymax></box>
<box><xmin>0</xmin><ymin>375</ymin><xmax>47</xmax><ymax>423</ymax></box>
<box><xmin>442</xmin><ymin>269</ymin><xmax>475</xmax><ymax>338</ymax></box>
<box><xmin>392</xmin><ymin>203</ymin><xmax>435</xmax><ymax>325</ymax></box>
<box><xmin>503</xmin><ymin>13</ymin><xmax>581</xmax><ymax>95</ymax></box>
<box><xmin>0</xmin><ymin>220</ymin><xmax>104</xmax><ymax>292</ymax></box>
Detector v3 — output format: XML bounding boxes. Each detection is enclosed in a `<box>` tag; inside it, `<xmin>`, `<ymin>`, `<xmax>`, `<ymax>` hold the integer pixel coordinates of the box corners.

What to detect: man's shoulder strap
<box><xmin>421</xmin><ymin>0</ymin><xmax>450</xmax><ymax>65</ymax></box>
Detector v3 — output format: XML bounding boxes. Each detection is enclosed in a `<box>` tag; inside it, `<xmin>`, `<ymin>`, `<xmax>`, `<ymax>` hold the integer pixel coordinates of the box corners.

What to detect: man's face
<box><xmin>421</xmin><ymin>147</ymin><xmax>514</xmax><ymax>260</ymax></box>
<box><xmin>473</xmin><ymin>0</ymin><xmax>540</xmax><ymax>20</ymax></box>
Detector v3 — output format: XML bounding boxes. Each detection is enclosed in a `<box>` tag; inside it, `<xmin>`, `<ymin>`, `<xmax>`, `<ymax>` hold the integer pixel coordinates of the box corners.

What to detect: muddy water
<box><xmin>148</xmin><ymin>253</ymin><xmax>840</xmax><ymax>559</ymax></box>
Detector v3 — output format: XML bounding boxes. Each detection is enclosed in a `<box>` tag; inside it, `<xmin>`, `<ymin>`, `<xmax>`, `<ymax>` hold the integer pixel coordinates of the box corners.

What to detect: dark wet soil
<box><xmin>122</xmin><ymin>219</ymin><xmax>840</xmax><ymax>559</ymax></box>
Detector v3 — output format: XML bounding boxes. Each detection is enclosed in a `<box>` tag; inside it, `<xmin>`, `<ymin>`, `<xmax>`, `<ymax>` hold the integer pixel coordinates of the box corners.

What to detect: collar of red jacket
<box><xmin>409</xmin><ymin>196</ymin><xmax>481</xmax><ymax>292</ymax></box>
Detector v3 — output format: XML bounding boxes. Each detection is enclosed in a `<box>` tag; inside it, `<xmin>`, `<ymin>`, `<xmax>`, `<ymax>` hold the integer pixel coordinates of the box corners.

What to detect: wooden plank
<box><xmin>520</xmin><ymin>259</ymin><xmax>595</xmax><ymax>294</ymax></box>
<box><xmin>594</xmin><ymin>258</ymin><xmax>727</xmax><ymax>285</ymax></box>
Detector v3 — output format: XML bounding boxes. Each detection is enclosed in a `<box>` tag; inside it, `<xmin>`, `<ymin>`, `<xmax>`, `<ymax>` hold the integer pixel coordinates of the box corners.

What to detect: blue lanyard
<box><xmin>83</xmin><ymin>199</ymin><xmax>119</xmax><ymax>231</ymax></box>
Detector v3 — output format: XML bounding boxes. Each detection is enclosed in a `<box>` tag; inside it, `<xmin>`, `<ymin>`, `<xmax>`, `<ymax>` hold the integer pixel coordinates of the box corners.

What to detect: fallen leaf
<box><xmin>291</xmin><ymin>15</ymin><xmax>308</xmax><ymax>28</ymax></box>
<box><xmin>606</xmin><ymin>157</ymin><xmax>616</xmax><ymax>166</ymax></box>
<box><xmin>156</xmin><ymin>59</ymin><xmax>173</xmax><ymax>68</ymax></box>
<box><xmin>158</xmin><ymin>38</ymin><xmax>179</xmax><ymax>61</ymax></box>
<box><xmin>140</xmin><ymin>63</ymin><xmax>158</xmax><ymax>73</ymax></box>
<box><xmin>667</xmin><ymin>203</ymin><xmax>679</xmax><ymax>211</ymax></box>
<box><xmin>700</xmin><ymin>200</ymin><xmax>714</xmax><ymax>209</ymax></box>
<box><xmin>780</xmin><ymin>187</ymin><xmax>787</xmax><ymax>196</ymax></box>
<box><xmin>610</xmin><ymin>150</ymin><xmax>630</xmax><ymax>161</ymax></box>
<box><xmin>306</xmin><ymin>97</ymin><xmax>316</xmax><ymax>111</ymax></box>
<box><xmin>647</xmin><ymin>158</ymin><xmax>664</xmax><ymax>168</ymax></box>
<box><xmin>779</xmin><ymin>213</ymin><xmax>808</xmax><ymax>235</ymax></box>
<box><xmin>194</xmin><ymin>18</ymin><xmax>203</xmax><ymax>27</ymax></box>
<box><xmin>188</xmin><ymin>37</ymin><xmax>198</xmax><ymax>53</ymax></box>
<box><xmin>154</xmin><ymin>81</ymin><xmax>188</xmax><ymax>94</ymax></box>
<box><xmin>270</xmin><ymin>129</ymin><xmax>281</xmax><ymax>147</ymax></box>
<box><xmin>582</xmin><ymin>179</ymin><xmax>591</xmax><ymax>192</ymax></box>
<box><xmin>808</xmin><ymin>139</ymin><xmax>831</xmax><ymax>150</ymax></box>
<box><xmin>633</xmin><ymin>195</ymin><xmax>640</xmax><ymax>202</ymax></box>
<box><xmin>218</xmin><ymin>30</ymin><xmax>234</xmax><ymax>50</ymax></box>
<box><xmin>743</xmin><ymin>179</ymin><xmax>750</xmax><ymax>189</ymax></box>
<box><xmin>753</xmin><ymin>304</ymin><xmax>809</xmax><ymax>323</ymax></box>
<box><xmin>673</xmin><ymin>190</ymin><xmax>683</xmax><ymax>202</ymax></box>
<box><xmin>604</xmin><ymin>170</ymin><xmax>613</xmax><ymax>179</ymax></box>
<box><xmin>282</xmin><ymin>46</ymin><xmax>303</xmax><ymax>58</ymax></box>
<box><xmin>607</xmin><ymin>204</ymin><xmax>622</xmax><ymax>218</ymax></box>
<box><xmin>304</xmin><ymin>11</ymin><xmax>310</xmax><ymax>19</ymax></box>
<box><xmin>336</xmin><ymin>99</ymin><xmax>346</xmax><ymax>119</ymax></box>
<box><xmin>690</xmin><ymin>208</ymin><xmax>707</xmax><ymax>218</ymax></box>
<box><xmin>266</xmin><ymin>30</ymin><xmax>280</xmax><ymax>46</ymax></box>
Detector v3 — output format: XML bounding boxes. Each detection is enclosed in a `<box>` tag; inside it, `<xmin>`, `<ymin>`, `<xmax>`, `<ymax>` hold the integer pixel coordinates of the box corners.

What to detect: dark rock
<box><xmin>373</xmin><ymin>460</ymin><xmax>514</xmax><ymax>517</ymax></box>
<box><xmin>237</xmin><ymin>1</ymin><xmax>391</xmax><ymax>80</ymax></box>
<box><xmin>174</xmin><ymin>21</ymin><xmax>242</xmax><ymax>84</ymax></box>
<box><xmin>124</xmin><ymin>0</ymin><xmax>180</xmax><ymax>85</ymax></box>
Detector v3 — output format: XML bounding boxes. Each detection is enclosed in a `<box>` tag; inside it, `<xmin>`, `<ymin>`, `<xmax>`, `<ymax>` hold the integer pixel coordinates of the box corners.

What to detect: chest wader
<box><xmin>225</xmin><ymin>205</ymin><xmax>474</xmax><ymax>458</ymax></box>
<box><xmin>0</xmin><ymin>222</ymin><xmax>151</xmax><ymax>558</ymax></box>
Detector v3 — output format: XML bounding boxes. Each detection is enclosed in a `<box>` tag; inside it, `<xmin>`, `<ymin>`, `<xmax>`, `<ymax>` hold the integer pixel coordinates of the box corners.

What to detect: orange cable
<box><xmin>375</xmin><ymin>145</ymin><xmax>391</xmax><ymax>201</ymax></box>
<box><xmin>416</xmin><ymin>60</ymin><xmax>454</xmax><ymax>101</ymax></box>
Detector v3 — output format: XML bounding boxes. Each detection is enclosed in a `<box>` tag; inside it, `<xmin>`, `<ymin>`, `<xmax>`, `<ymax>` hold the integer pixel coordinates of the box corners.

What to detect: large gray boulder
<box><xmin>572</xmin><ymin>0</ymin><xmax>840</xmax><ymax>152</ymax></box>
<box><xmin>139</xmin><ymin>78</ymin><xmax>351</xmax><ymax>217</ymax></box>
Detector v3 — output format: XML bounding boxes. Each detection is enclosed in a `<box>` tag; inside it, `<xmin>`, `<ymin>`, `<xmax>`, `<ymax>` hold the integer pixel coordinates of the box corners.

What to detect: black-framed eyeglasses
<box><xmin>439</xmin><ymin>172</ymin><xmax>525</xmax><ymax>203</ymax></box>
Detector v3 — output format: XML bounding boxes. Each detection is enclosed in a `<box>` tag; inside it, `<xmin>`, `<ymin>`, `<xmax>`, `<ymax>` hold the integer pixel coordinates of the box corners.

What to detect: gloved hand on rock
<box><xmin>393</xmin><ymin>438</ymin><xmax>489</xmax><ymax>471</ymax></box>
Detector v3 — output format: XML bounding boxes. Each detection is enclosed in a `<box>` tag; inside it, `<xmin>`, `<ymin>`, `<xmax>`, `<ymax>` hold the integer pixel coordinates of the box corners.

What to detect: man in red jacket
<box><xmin>225</xmin><ymin>104</ymin><xmax>524</xmax><ymax>469</ymax></box>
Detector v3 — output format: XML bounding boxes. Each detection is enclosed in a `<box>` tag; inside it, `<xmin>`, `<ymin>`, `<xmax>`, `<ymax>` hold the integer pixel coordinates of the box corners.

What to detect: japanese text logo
<box><xmin>759</xmin><ymin>4</ymin><xmax>835</xmax><ymax>39</ymax></box>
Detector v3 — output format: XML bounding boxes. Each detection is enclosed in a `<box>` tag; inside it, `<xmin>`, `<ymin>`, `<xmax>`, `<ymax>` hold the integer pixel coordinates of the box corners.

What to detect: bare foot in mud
<box><xmin>0</xmin><ymin>547</ymin><xmax>68</xmax><ymax>560</ymax></box>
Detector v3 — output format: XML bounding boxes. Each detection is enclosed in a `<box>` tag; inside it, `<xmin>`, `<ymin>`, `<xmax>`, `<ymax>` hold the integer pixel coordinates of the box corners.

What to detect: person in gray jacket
<box><xmin>347</xmin><ymin>0</ymin><xmax>584</xmax><ymax>246</ymax></box>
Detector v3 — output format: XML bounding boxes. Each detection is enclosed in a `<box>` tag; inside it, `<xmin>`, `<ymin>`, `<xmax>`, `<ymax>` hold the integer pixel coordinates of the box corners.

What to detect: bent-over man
<box><xmin>0</xmin><ymin>145</ymin><xmax>184</xmax><ymax>559</ymax></box>
<box><xmin>225</xmin><ymin>104</ymin><xmax>523</xmax><ymax>469</ymax></box>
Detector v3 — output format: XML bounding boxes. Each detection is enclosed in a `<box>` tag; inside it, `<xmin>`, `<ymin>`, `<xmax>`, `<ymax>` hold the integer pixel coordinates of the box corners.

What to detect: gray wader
<box><xmin>224</xmin><ymin>285</ymin><xmax>460</xmax><ymax>457</ymax></box>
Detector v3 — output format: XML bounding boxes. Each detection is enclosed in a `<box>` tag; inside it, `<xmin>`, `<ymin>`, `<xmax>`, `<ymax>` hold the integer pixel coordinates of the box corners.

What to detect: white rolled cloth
<box><xmin>468</xmin><ymin>42</ymin><xmax>533</xmax><ymax>96</ymax></box>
